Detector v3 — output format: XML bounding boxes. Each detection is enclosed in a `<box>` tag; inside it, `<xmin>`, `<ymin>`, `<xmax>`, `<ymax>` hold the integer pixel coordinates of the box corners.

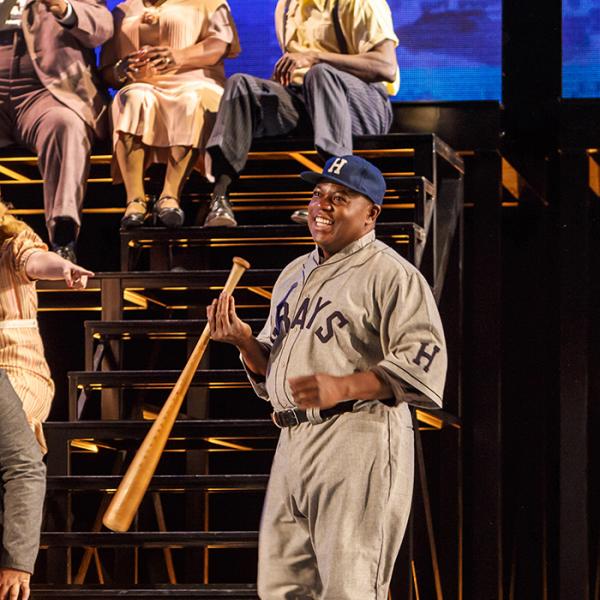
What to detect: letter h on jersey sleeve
<box><xmin>412</xmin><ymin>342</ymin><xmax>441</xmax><ymax>373</ymax></box>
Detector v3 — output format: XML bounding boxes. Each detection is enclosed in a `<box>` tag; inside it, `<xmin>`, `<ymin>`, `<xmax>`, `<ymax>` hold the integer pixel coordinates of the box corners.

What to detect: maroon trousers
<box><xmin>0</xmin><ymin>29</ymin><xmax>93</xmax><ymax>242</ymax></box>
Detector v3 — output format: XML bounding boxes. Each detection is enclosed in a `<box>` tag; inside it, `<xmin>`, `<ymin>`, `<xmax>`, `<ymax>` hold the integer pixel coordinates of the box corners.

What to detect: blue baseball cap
<box><xmin>300</xmin><ymin>155</ymin><xmax>386</xmax><ymax>205</ymax></box>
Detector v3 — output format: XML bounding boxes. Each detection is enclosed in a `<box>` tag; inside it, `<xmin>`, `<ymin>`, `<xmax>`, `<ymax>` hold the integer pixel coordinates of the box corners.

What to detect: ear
<box><xmin>367</xmin><ymin>203</ymin><xmax>382</xmax><ymax>223</ymax></box>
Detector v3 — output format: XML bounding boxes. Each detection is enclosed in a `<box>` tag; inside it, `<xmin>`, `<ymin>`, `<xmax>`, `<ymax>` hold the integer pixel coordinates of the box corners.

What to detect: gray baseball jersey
<box><xmin>246</xmin><ymin>230</ymin><xmax>447</xmax><ymax>411</ymax></box>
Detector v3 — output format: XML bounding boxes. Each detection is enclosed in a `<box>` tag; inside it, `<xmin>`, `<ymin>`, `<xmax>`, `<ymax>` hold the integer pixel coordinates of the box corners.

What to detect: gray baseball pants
<box><xmin>206</xmin><ymin>63</ymin><xmax>393</xmax><ymax>174</ymax></box>
<box><xmin>258</xmin><ymin>401</ymin><xmax>414</xmax><ymax>600</ymax></box>
<box><xmin>0</xmin><ymin>30</ymin><xmax>93</xmax><ymax>242</ymax></box>
<box><xmin>0</xmin><ymin>369</ymin><xmax>46</xmax><ymax>574</ymax></box>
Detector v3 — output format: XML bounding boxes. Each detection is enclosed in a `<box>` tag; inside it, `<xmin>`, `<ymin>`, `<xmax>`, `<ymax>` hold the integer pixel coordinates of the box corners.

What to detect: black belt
<box><xmin>271</xmin><ymin>400</ymin><xmax>357</xmax><ymax>428</ymax></box>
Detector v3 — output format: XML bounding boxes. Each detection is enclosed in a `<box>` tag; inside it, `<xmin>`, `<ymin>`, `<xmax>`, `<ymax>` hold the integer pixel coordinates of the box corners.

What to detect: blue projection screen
<box><xmin>563</xmin><ymin>0</ymin><xmax>600</xmax><ymax>98</ymax></box>
<box><xmin>104</xmin><ymin>0</ymin><xmax>502</xmax><ymax>102</ymax></box>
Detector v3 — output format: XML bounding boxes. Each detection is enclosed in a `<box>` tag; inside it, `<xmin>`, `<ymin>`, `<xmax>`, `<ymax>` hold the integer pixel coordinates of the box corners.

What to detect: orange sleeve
<box><xmin>10</xmin><ymin>230</ymin><xmax>48</xmax><ymax>284</ymax></box>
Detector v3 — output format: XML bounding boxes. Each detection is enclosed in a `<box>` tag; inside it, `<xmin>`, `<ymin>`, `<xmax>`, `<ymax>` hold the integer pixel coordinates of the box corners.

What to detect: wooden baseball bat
<box><xmin>102</xmin><ymin>257</ymin><xmax>251</xmax><ymax>532</ymax></box>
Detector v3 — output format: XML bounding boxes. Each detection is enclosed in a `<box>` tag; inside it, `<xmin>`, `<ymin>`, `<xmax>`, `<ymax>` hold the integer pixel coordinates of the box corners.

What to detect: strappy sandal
<box><xmin>121</xmin><ymin>197</ymin><xmax>149</xmax><ymax>229</ymax></box>
<box><xmin>154</xmin><ymin>195</ymin><xmax>184</xmax><ymax>228</ymax></box>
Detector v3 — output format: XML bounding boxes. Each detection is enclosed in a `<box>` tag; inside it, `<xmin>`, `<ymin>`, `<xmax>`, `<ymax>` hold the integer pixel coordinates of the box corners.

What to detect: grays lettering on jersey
<box><xmin>244</xmin><ymin>230</ymin><xmax>447</xmax><ymax>410</ymax></box>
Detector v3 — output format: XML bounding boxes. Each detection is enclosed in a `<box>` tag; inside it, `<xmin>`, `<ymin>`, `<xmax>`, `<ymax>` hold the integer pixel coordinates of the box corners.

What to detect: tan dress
<box><xmin>0</xmin><ymin>229</ymin><xmax>54</xmax><ymax>452</ymax></box>
<box><xmin>101</xmin><ymin>0</ymin><xmax>240</xmax><ymax>180</ymax></box>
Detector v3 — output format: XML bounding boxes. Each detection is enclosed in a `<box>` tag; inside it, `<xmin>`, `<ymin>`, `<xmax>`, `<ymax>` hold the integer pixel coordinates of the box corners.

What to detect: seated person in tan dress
<box><xmin>100</xmin><ymin>0</ymin><xmax>240</xmax><ymax>229</ymax></box>
<box><xmin>0</xmin><ymin>203</ymin><xmax>93</xmax><ymax>453</ymax></box>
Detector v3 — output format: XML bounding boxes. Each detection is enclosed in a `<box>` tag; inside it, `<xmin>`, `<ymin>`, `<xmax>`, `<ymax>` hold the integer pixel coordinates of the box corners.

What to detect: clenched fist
<box><xmin>288</xmin><ymin>373</ymin><xmax>347</xmax><ymax>410</ymax></box>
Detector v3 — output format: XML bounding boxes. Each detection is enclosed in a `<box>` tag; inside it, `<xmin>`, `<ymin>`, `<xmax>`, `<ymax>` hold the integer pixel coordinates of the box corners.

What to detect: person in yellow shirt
<box><xmin>203</xmin><ymin>0</ymin><xmax>399</xmax><ymax>227</ymax></box>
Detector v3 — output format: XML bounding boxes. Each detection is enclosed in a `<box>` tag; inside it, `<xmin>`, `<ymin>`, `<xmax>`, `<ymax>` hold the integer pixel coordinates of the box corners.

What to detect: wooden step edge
<box><xmin>36</xmin><ymin>269</ymin><xmax>281</xmax><ymax>291</ymax></box>
<box><xmin>83</xmin><ymin>318</ymin><xmax>264</xmax><ymax>329</ymax></box>
<box><xmin>41</xmin><ymin>531</ymin><xmax>259</xmax><ymax>548</ymax></box>
<box><xmin>46</xmin><ymin>474</ymin><xmax>269</xmax><ymax>491</ymax></box>
<box><xmin>118</xmin><ymin>221</ymin><xmax>420</xmax><ymax>239</ymax></box>
<box><xmin>68</xmin><ymin>369</ymin><xmax>247</xmax><ymax>379</ymax></box>
<box><xmin>31</xmin><ymin>584</ymin><xmax>257</xmax><ymax>598</ymax></box>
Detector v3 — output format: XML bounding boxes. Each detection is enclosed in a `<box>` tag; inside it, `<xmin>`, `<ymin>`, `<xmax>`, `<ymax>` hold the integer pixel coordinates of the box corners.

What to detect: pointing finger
<box><xmin>63</xmin><ymin>267</ymin><xmax>73</xmax><ymax>288</ymax></box>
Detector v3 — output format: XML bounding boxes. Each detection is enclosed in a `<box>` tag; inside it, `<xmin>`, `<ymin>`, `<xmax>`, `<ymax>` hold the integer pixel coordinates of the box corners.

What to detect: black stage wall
<box><xmin>14</xmin><ymin>0</ymin><xmax>600</xmax><ymax>597</ymax></box>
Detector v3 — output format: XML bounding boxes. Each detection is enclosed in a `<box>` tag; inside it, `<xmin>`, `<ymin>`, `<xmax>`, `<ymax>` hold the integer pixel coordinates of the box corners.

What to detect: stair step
<box><xmin>44</xmin><ymin>419</ymin><xmax>276</xmax><ymax>461</ymax></box>
<box><xmin>38</xmin><ymin>268</ymin><xmax>281</xmax><ymax>289</ymax></box>
<box><xmin>120</xmin><ymin>222</ymin><xmax>421</xmax><ymax>240</ymax></box>
<box><xmin>46</xmin><ymin>474</ymin><xmax>269</xmax><ymax>491</ymax></box>
<box><xmin>45</xmin><ymin>410</ymin><xmax>458</xmax><ymax>465</ymax></box>
<box><xmin>120</xmin><ymin>222</ymin><xmax>423</xmax><ymax>271</ymax></box>
<box><xmin>83</xmin><ymin>320</ymin><xmax>268</xmax><ymax>373</ymax></box>
<box><xmin>31</xmin><ymin>584</ymin><xmax>258</xmax><ymax>598</ymax></box>
<box><xmin>70</xmin><ymin>369</ymin><xmax>248</xmax><ymax>389</ymax></box>
<box><xmin>84</xmin><ymin>319</ymin><xmax>265</xmax><ymax>340</ymax></box>
<box><xmin>197</xmin><ymin>174</ymin><xmax>433</xmax><ymax>208</ymax></box>
<box><xmin>36</xmin><ymin>269</ymin><xmax>280</xmax><ymax>313</ymax></box>
<box><xmin>2</xmin><ymin>134</ymin><xmax>463</xmax><ymax>209</ymax></box>
<box><xmin>36</xmin><ymin>220</ymin><xmax>425</xmax><ymax>312</ymax></box>
<box><xmin>44</xmin><ymin>419</ymin><xmax>279</xmax><ymax>460</ymax></box>
<box><xmin>41</xmin><ymin>531</ymin><xmax>258</xmax><ymax>548</ymax></box>
<box><xmin>166</xmin><ymin>176</ymin><xmax>434</xmax><ymax>229</ymax></box>
<box><xmin>68</xmin><ymin>369</ymin><xmax>253</xmax><ymax>420</ymax></box>
<box><xmin>244</xmin><ymin>133</ymin><xmax>464</xmax><ymax>180</ymax></box>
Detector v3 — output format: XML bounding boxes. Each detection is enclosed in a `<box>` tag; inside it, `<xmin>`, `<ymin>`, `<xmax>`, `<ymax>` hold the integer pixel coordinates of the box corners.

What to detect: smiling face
<box><xmin>307</xmin><ymin>180</ymin><xmax>382</xmax><ymax>260</ymax></box>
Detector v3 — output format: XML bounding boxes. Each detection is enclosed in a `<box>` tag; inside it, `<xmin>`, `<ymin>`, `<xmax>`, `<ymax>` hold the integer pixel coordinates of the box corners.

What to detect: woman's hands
<box><xmin>110</xmin><ymin>35</ymin><xmax>230</xmax><ymax>87</ymax></box>
<box><xmin>114</xmin><ymin>51</ymin><xmax>143</xmax><ymax>82</ymax></box>
<box><xmin>140</xmin><ymin>46</ymin><xmax>182</xmax><ymax>73</ymax></box>
<box><xmin>117</xmin><ymin>46</ymin><xmax>182</xmax><ymax>81</ymax></box>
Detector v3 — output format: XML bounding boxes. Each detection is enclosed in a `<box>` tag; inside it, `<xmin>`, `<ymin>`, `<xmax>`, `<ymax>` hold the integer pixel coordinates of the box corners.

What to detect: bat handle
<box><xmin>222</xmin><ymin>257</ymin><xmax>251</xmax><ymax>295</ymax></box>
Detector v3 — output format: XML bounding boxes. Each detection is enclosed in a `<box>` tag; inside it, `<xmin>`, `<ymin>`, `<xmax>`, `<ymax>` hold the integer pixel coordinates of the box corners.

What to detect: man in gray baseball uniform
<box><xmin>207</xmin><ymin>155</ymin><xmax>447</xmax><ymax>599</ymax></box>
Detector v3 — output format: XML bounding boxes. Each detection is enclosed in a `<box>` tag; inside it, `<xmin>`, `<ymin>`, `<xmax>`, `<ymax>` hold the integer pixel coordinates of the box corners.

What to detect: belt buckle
<box><xmin>272</xmin><ymin>408</ymin><xmax>300</xmax><ymax>428</ymax></box>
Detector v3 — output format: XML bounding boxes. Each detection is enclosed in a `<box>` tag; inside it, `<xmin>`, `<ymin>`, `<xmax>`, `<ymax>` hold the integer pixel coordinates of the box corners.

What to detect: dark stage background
<box><xmin>21</xmin><ymin>0</ymin><xmax>600</xmax><ymax>598</ymax></box>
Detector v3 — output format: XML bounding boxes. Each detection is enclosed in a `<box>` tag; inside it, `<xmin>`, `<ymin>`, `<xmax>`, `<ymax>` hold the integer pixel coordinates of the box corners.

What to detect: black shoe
<box><xmin>154</xmin><ymin>196</ymin><xmax>185</xmax><ymax>228</ymax></box>
<box><xmin>204</xmin><ymin>193</ymin><xmax>237</xmax><ymax>227</ymax></box>
<box><xmin>51</xmin><ymin>241</ymin><xmax>77</xmax><ymax>264</ymax></box>
<box><xmin>121</xmin><ymin>198</ymin><xmax>149</xmax><ymax>229</ymax></box>
<box><xmin>291</xmin><ymin>209</ymin><xmax>308</xmax><ymax>224</ymax></box>
<box><xmin>53</xmin><ymin>217</ymin><xmax>77</xmax><ymax>245</ymax></box>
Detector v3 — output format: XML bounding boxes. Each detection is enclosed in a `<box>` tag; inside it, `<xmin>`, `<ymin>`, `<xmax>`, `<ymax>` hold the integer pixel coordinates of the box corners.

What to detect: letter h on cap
<box><xmin>327</xmin><ymin>158</ymin><xmax>348</xmax><ymax>175</ymax></box>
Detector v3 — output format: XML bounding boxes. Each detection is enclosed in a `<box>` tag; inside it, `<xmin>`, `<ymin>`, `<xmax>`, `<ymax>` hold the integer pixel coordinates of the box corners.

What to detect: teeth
<box><xmin>315</xmin><ymin>216</ymin><xmax>333</xmax><ymax>226</ymax></box>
